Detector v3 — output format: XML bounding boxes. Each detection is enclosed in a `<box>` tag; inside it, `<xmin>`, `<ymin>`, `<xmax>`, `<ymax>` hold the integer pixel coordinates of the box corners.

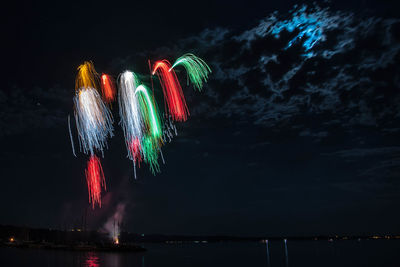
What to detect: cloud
<box><xmin>6</xmin><ymin>5</ymin><xmax>398</xmax><ymax>142</ymax></box>
<box><xmin>3</xmin><ymin>4</ymin><xmax>400</xmax><ymax>157</ymax></box>
<box><xmin>132</xmin><ymin>4</ymin><xmax>400</xmax><ymax>141</ymax></box>
<box><xmin>0</xmin><ymin>85</ymin><xmax>70</xmax><ymax>136</ymax></box>
<box><xmin>323</xmin><ymin>146</ymin><xmax>400</xmax><ymax>181</ymax></box>
<box><xmin>324</xmin><ymin>147</ymin><xmax>400</xmax><ymax>158</ymax></box>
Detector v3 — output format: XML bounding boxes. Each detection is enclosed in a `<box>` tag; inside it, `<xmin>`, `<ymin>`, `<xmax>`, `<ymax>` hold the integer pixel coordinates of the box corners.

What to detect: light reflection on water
<box><xmin>85</xmin><ymin>252</ymin><xmax>100</xmax><ymax>267</ymax></box>
<box><xmin>284</xmin><ymin>239</ymin><xmax>289</xmax><ymax>267</ymax></box>
<box><xmin>1</xmin><ymin>240</ymin><xmax>400</xmax><ymax>267</ymax></box>
<box><xmin>83</xmin><ymin>251</ymin><xmax>125</xmax><ymax>267</ymax></box>
<box><xmin>265</xmin><ymin>240</ymin><xmax>271</xmax><ymax>267</ymax></box>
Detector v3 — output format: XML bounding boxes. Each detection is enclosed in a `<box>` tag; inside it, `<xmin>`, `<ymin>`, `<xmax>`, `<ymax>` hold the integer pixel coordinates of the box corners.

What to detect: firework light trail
<box><xmin>152</xmin><ymin>60</ymin><xmax>189</xmax><ymax>122</ymax></box>
<box><xmin>70</xmin><ymin>55</ymin><xmax>211</xmax><ymax>209</ymax></box>
<box><xmin>100</xmin><ymin>74</ymin><xmax>116</xmax><ymax>103</ymax></box>
<box><xmin>118</xmin><ymin>71</ymin><xmax>144</xmax><ymax>177</ymax></box>
<box><xmin>170</xmin><ymin>53</ymin><xmax>212</xmax><ymax>91</ymax></box>
<box><xmin>128</xmin><ymin>137</ymin><xmax>142</xmax><ymax>169</ymax></box>
<box><xmin>140</xmin><ymin>135</ymin><xmax>161</xmax><ymax>174</ymax></box>
<box><xmin>75</xmin><ymin>61</ymin><xmax>99</xmax><ymax>91</ymax></box>
<box><xmin>85</xmin><ymin>155</ymin><xmax>106</xmax><ymax>208</ymax></box>
<box><xmin>162</xmin><ymin>115</ymin><xmax>178</xmax><ymax>143</ymax></box>
<box><xmin>135</xmin><ymin>84</ymin><xmax>162</xmax><ymax>140</ymax></box>
<box><xmin>68</xmin><ymin>115</ymin><xmax>77</xmax><ymax>157</ymax></box>
<box><xmin>71</xmin><ymin>61</ymin><xmax>115</xmax><ymax>209</ymax></box>
<box><xmin>135</xmin><ymin>84</ymin><xmax>163</xmax><ymax>174</ymax></box>
<box><xmin>74</xmin><ymin>62</ymin><xmax>114</xmax><ymax>155</ymax></box>
<box><xmin>73</xmin><ymin>88</ymin><xmax>114</xmax><ymax>156</ymax></box>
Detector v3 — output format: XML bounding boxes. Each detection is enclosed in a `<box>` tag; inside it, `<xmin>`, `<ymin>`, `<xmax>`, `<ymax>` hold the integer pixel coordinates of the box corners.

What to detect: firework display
<box><xmin>118</xmin><ymin>71</ymin><xmax>144</xmax><ymax>177</ymax></box>
<box><xmin>68</xmin><ymin>115</ymin><xmax>76</xmax><ymax>157</ymax></box>
<box><xmin>152</xmin><ymin>60</ymin><xmax>189</xmax><ymax>122</ymax></box>
<box><xmin>135</xmin><ymin>85</ymin><xmax>162</xmax><ymax>141</ymax></box>
<box><xmin>75</xmin><ymin>61</ymin><xmax>99</xmax><ymax>91</ymax></box>
<box><xmin>72</xmin><ymin>62</ymin><xmax>114</xmax><ymax>208</ymax></box>
<box><xmin>170</xmin><ymin>53</ymin><xmax>212</xmax><ymax>91</ymax></box>
<box><xmin>100</xmin><ymin>74</ymin><xmax>116</xmax><ymax>103</ymax></box>
<box><xmin>135</xmin><ymin>84</ymin><xmax>163</xmax><ymax>174</ymax></box>
<box><xmin>74</xmin><ymin>62</ymin><xmax>114</xmax><ymax>156</ymax></box>
<box><xmin>69</xmin><ymin>54</ymin><xmax>210</xmax><ymax>208</ymax></box>
<box><xmin>73</xmin><ymin>87</ymin><xmax>114</xmax><ymax>156</ymax></box>
<box><xmin>85</xmin><ymin>155</ymin><xmax>106</xmax><ymax>208</ymax></box>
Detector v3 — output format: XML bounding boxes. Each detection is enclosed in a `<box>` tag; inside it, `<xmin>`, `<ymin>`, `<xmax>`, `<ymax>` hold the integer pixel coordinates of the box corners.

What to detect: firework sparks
<box><xmin>75</xmin><ymin>61</ymin><xmax>99</xmax><ymax>91</ymax></box>
<box><xmin>162</xmin><ymin>115</ymin><xmax>178</xmax><ymax>143</ymax></box>
<box><xmin>135</xmin><ymin>84</ymin><xmax>163</xmax><ymax>174</ymax></box>
<box><xmin>118</xmin><ymin>71</ymin><xmax>144</xmax><ymax>176</ymax></box>
<box><xmin>135</xmin><ymin>85</ymin><xmax>162</xmax><ymax>140</ymax></box>
<box><xmin>100</xmin><ymin>74</ymin><xmax>116</xmax><ymax>103</ymax></box>
<box><xmin>70</xmin><ymin>55</ymin><xmax>211</xmax><ymax>207</ymax></box>
<box><xmin>170</xmin><ymin>53</ymin><xmax>211</xmax><ymax>91</ymax></box>
<box><xmin>68</xmin><ymin>115</ymin><xmax>77</xmax><ymax>157</ymax></box>
<box><xmin>152</xmin><ymin>60</ymin><xmax>189</xmax><ymax>122</ymax></box>
<box><xmin>74</xmin><ymin>87</ymin><xmax>114</xmax><ymax>156</ymax></box>
<box><xmin>141</xmin><ymin>135</ymin><xmax>161</xmax><ymax>174</ymax></box>
<box><xmin>85</xmin><ymin>155</ymin><xmax>106</xmax><ymax>209</ymax></box>
<box><xmin>128</xmin><ymin>137</ymin><xmax>142</xmax><ymax>171</ymax></box>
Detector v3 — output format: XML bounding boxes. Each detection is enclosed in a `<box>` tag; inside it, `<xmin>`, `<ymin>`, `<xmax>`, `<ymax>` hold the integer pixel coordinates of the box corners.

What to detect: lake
<box><xmin>1</xmin><ymin>240</ymin><xmax>399</xmax><ymax>267</ymax></box>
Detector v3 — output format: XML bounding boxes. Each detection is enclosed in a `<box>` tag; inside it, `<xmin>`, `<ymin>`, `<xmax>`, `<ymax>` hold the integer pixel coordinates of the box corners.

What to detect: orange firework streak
<box><xmin>75</xmin><ymin>61</ymin><xmax>99</xmax><ymax>91</ymax></box>
<box><xmin>152</xmin><ymin>60</ymin><xmax>189</xmax><ymax>121</ymax></box>
<box><xmin>100</xmin><ymin>74</ymin><xmax>116</xmax><ymax>103</ymax></box>
<box><xmin>85</xmin><ymin>155</ymin><xmax>106</xmax><ymax>209</ymax></box>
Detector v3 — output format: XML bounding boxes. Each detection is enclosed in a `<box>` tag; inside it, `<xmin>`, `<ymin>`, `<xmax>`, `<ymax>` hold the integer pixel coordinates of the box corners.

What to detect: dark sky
<box><xmin>1</xmin><ymin>0</ymin><xmax>400</xmax><ymax>236</ymax></box>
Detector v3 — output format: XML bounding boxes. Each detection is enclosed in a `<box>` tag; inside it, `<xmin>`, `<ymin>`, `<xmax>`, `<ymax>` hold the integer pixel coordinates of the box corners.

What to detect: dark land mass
<box><xmin>1</xmin><ymin>224</ymin><xmax>399</xmax><ymax>248</ymax></box>
<box><xmin>0</xmin><ymin>224</ymin><xmax>146</xmax><ymax>252</ymax></box>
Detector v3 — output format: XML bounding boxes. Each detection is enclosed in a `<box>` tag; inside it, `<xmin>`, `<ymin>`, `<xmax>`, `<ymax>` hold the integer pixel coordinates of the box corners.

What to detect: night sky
<box><xmin>2</xmin><ymin>0</ymin><xmax>400</xmax><ymax>236</ymax></box>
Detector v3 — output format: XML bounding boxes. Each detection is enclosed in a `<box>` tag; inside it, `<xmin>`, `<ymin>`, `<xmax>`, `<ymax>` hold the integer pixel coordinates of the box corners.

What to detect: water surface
<box><xmin>1</xmin><ymin>240</ymin><xmax>399</xmax><ymax>267</ymax></box>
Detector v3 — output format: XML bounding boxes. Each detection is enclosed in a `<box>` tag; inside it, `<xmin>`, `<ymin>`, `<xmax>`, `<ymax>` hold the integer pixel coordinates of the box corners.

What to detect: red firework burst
<box><xmin>128</xmin><ymin>137</ymin><xmax>142</xmax><ymax>167</ymax></box>
<box><xmin>85</xmin><ymin>155</ymin><xmax>106</xmax><ymax>208</ymax></box>
<box><xmin>152</xmin><ymin>60</ymin><xmax>189</xmax><ymax>121</ymax></box>
<box><xmin>100</xmin><ymin>74</ymin><xmax>116</xmax><ymax>103</ymax></box>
